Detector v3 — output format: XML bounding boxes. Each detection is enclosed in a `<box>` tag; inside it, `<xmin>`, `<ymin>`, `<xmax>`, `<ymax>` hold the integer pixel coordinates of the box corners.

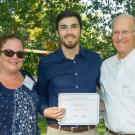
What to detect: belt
<box><xmin>48</xmin><ymin>124</ymin><xmax>95</xmax><ymax>133</ymax></box>
<box><xmin>106</xmin><ymin>127</ymin><xmax>135</xmax><ymax>135</ymax></box>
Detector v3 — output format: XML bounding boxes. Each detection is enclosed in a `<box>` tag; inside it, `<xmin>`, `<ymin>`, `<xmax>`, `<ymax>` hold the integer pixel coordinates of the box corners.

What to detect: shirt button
<box><xmin>73</xmin><ymin>61</ymin><xmax>76</xmax><ymax>63</ymax></box>
<box><xmin>75</xmin><ymin>85</ymin><xmax>79</xmax><ymax>88</ymax></box>
<box><xmin>74</xmin><ymin>72</ymin><xmax>78</xmax><ymax>76</ymax></box>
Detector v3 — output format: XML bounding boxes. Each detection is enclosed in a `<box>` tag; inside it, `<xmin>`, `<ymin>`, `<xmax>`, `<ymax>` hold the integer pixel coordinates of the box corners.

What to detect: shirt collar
<box><xmin>56</xmin><ymin>47</ymin><xmax>87</xmax><ymax>62</ymax></box>
<box><xmin>115</xmin><ymin>49</ymin><xmax>135</xmax><ymax>65</ymax></box>
<box><xmin>79</xmin><ymin>47</ymin><xmax>88</xmax><ymax>57</ymax></box>
<box><xmin>55</xmin><ymin>49</ymin><xmax>65</xmax><ymax>62</ymax></box>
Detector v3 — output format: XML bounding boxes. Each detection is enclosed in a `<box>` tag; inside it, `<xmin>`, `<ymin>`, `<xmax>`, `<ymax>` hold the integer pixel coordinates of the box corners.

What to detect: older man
<box><xmin>100</xmin><ymin>14</ymin><xmax>135</xmax><ymax>135</ymax></box>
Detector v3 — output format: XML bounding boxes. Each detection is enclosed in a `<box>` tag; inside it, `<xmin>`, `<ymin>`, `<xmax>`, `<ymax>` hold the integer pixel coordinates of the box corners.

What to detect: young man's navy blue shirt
<box><xmin>37</xmin><ymin>48</ymin><xmax>101</xmax><ymax>124</ymax></box>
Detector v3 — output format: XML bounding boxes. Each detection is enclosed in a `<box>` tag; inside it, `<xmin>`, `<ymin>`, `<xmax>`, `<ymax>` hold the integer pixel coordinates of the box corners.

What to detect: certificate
<box><xmin>58</xmin><ymin>93</ymin><xmax>99</xmax><ymax>125</ymax></box>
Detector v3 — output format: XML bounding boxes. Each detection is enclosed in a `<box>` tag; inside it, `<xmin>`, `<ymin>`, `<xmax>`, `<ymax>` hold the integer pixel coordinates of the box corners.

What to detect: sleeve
<box><xmin>99</xmin><ymin>62</ymin><xmax>105</xmax><ymax>101</ymax></box>
<box><xmin>36</xmin><ymin>57</ymin><xmax>49</xmax><ymax>115</ymax></box>
<box><xmin>96</xmin><ymin>54</ymin><xmax>102</xmax><ymax>89</ymax></box>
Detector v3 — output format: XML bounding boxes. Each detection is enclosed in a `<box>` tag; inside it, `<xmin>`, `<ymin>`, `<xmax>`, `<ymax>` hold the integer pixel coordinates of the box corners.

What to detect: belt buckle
<box><xmin>71</xmin><ymin>126</ymin><xmax>78</xmax><ymax>132</ymax></box>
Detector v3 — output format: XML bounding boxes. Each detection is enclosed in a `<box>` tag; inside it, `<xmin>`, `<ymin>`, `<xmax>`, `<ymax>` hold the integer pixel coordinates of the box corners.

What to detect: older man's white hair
<box><xmin>112</xmin><ymin>14</ymin><xmax>135</xmax><ymax>31</ymax></box>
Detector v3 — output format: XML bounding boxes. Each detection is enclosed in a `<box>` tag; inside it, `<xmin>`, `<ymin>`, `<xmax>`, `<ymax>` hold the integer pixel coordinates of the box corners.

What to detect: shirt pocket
<box><xmin>122</xmin><ymin>82</ymin><xmax>135</xmax><ymax>98</ymax></box>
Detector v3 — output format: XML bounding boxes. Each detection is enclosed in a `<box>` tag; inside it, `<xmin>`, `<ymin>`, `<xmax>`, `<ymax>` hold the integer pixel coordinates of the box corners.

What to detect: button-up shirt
<box><xmin>37</xmin><ymin>48</ymin><xmax>101</xmax><ymax>124</ymax></box>
<box><xmin>100</xmin><ymin>49</ymin><xmax>135</xmax><ymax>133</ymax></box>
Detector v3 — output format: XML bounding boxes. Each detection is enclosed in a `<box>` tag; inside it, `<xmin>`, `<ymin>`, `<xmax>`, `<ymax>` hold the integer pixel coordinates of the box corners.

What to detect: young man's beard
<box><xmin>62</xmin><ymin>41</ymin><xmax>78</xmax><ymax>49</ymax></box>
<box><xmin>60</xmin><ymin>36</ymin><xmax>80</xmax><ymax>49</ymax></box>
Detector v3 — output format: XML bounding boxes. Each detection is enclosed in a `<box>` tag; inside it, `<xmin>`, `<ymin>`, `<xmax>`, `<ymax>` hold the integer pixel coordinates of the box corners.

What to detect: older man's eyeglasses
<box><xmin>112</xmin><ymin>30</ymin><xmax>135</xmax><ymax>37</ymax></box>
<box><xmin>0</xmin><ymin>49</ymin><xmax>25</xmax><ymax>58</ymax></box>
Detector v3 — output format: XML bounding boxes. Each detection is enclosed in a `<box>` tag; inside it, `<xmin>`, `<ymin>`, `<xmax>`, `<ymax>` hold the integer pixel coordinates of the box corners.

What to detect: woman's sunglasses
<box><xmin>1</xmin><ymin>49</ymin><xmax>25</xmax><ymax>58</ymax></box>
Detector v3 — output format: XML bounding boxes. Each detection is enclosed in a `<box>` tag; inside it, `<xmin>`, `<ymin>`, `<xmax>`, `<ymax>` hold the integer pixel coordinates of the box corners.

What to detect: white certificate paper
<box><xmin>58</xmin><ymin>93</ymin><xmax>99</xmax><ymax>125</ymax></box>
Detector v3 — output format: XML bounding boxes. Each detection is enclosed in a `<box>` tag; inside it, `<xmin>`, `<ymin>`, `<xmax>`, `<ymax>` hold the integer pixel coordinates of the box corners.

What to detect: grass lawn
<box><xmin>37</xmin><ymin>116</ymin><xmax>105</xmax><ymax>135</ymax></box>
<box><xmin>37</xmin><ymin>116</ymin><xmax>47</xmax><ymax>135</ymax></box>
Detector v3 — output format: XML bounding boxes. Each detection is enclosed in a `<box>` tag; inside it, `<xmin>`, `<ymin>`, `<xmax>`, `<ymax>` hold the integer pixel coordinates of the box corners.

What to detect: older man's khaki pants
<box><xmin>47</xmin><ymin>126</ymin><xmax>99</xmax><ymax>135</ymax></box>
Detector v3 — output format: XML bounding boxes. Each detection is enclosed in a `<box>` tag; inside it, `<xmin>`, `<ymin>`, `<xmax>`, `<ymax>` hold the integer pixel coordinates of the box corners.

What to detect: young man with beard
<box><xmin>37</xmin><ymin>10</ymin><xmax>101</xmax><ymax>135</ymax></box>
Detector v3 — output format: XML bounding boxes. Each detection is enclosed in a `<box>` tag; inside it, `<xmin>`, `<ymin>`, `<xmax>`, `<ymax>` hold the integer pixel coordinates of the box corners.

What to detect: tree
<box><xmin>0</xmin><ymin>0</ymin><xmax>135</xmax><ymax>75</ymax></box>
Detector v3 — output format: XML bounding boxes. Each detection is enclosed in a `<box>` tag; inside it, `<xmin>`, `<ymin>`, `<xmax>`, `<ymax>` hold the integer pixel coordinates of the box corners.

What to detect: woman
<box><xmin>0</xmin><ymin>34</ymin><xmax>39</xmax><ymax>135</ymax></box>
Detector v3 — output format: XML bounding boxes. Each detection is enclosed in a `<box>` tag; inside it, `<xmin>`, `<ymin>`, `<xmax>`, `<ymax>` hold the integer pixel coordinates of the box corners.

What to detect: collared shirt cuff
<box><xmin>39</xmin><ymin>104</ymin><xmax>48</xmax><ymax>116</ymax></box>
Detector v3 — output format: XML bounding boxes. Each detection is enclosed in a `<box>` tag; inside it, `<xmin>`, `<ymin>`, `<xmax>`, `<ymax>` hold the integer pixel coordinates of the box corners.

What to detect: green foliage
<box><xmin>37</xmin><ymin>116</ymin><xmax>46</xmax><ymax>134</ymax></box>
<box><xmin>123</xmin><ymin>0</ymin><xmax>135</xmax><ymax>15</ymax></box>
<box><xmin>23</xmin><ymin>53</ymin><xmax>42</xmax><ymax>77</ymax></box>
<box><xmin>0</xmin><ymin>0</ymin><xmax>134</xmax><ymax>75</ymax></box>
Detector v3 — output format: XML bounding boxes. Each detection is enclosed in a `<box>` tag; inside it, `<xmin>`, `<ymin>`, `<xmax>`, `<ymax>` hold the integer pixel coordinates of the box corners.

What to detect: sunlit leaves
<box><xmin>0</xmin><ymin>0</ymin><xmax>134</xmax><ymax>75</ymax></box>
